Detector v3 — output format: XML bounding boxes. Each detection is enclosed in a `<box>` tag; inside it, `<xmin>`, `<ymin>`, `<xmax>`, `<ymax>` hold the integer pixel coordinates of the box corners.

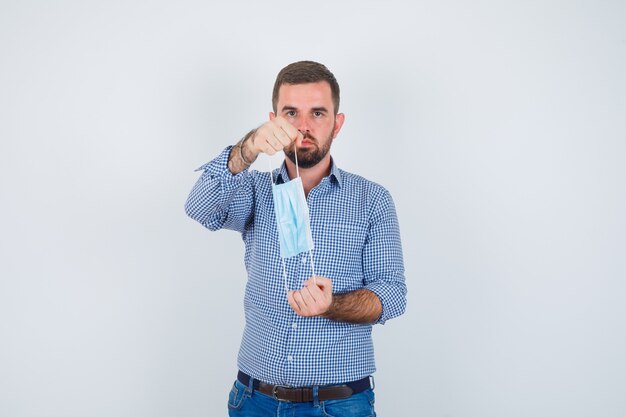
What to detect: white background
<box><xmin>1</xmin><ymin>1</ymin><xmax>625</xmax><ymax>416</ymax></box>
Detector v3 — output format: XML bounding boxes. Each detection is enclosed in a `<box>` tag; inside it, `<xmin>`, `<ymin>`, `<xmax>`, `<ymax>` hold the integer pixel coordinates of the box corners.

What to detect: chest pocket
<box><xmin>312</xmin><ymin>220</ymin><xmax>369</xmax><ymax>292</ymax></box>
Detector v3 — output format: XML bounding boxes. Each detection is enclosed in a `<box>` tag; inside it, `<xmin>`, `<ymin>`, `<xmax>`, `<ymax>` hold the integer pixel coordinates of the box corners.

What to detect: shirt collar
<box><xmin>276</xmin><ymin>158</ymin><xmax>343</xmax><ymax>188</ymax></box>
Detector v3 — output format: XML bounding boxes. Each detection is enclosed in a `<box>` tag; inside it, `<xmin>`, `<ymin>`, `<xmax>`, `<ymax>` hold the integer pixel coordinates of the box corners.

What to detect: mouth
<box><xmin>300</xmin><ymin>135</ymin><xmax>316</xmax><ymax>147</ymax></box>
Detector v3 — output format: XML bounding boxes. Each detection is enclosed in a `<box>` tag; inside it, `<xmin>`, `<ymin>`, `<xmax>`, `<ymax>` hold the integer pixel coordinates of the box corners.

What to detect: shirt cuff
<box><xmin>365</xmin><ymin>278</ymin><xmax>407</xmax><ymax>325</ymax></box>
<box><xmin>195</xmin><ymin>145</ymin><xmax>249</xmax><ymax>183</ymax></box>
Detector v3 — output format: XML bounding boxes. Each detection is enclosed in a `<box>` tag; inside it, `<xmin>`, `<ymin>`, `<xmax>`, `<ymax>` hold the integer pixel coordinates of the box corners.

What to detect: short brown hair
<box><xmin>272</xmin><ymin>61</ymin><xmax>340</xmax><ymax>115</ymax></box>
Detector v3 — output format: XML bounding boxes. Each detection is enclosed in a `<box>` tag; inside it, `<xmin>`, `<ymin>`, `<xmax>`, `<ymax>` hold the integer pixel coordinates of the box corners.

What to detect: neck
<box><xmin>285</xmin><ymin>155</ymin><xmax>331</xmax><ymax>196</ymax></box>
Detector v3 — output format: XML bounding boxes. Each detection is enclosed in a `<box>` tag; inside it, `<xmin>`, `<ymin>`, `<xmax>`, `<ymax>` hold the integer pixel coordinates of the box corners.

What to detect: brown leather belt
<box><xmin>237</xmin><ymin>371</ymin><xmax>371</xmax><ymax>402</ymax></box>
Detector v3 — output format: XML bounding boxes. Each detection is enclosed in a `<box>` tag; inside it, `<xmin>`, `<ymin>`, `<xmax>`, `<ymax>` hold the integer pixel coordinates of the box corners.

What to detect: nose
<box><xmin>293</xmin><ymin>114</ymin><xmax>311</xmax><ymax>133</ymax></box>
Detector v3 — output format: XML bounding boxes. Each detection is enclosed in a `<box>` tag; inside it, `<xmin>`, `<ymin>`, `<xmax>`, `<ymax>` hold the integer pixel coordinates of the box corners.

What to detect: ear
<box><xmin>332</xmin><ymin>113</ymin><xmax>345</xmax><ymax>139</ymax></box>
<box><xmin>269</xmin><ymin>111</ymin><xmax>276</xmax><ymax>121</ymax></box>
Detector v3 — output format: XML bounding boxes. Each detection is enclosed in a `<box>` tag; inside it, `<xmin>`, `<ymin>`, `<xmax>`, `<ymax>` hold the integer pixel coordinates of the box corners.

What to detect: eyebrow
<box><xmin>280</xmin><ymin>106</ymin><xmax>329</xmax><ymax>113</ymax></box>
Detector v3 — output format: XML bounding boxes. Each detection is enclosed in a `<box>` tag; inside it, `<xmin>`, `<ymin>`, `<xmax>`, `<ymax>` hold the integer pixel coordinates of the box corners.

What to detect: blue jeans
<box><xmin>227</xmin><ymin>379</ymin><xmax>377</xmax><ymax>417</ymax></box>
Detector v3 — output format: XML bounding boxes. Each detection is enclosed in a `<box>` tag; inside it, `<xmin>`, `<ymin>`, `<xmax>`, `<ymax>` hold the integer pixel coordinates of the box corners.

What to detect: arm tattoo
<box><xmin>228</xmin><ymin>129</ymin><xmax>257</xmax><ymax>174</ymax></box>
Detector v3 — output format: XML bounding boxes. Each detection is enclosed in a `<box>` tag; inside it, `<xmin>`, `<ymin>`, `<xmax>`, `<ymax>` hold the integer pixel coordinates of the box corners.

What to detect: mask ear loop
<box><xmin>294</xmin><ymin>136</ymin><xmax>317</xmax><ymax>285</ymax></box>
<box><xmin>283</xmin><ymin>137</ymin><xmax>317</xmax><ymax>285</ymax></box>
<box><xmin>309</xmin><ymin>252</ymin><xmax>317</xmax><ymax>286</ymax></box>
<box><xmin>293</xmin><ymin>137</ymin><xmax>317</xmax><ymax>285</ymax></box>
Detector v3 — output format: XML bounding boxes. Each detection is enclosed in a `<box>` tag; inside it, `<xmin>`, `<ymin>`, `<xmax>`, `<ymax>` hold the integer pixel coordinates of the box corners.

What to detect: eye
<box><xmin>313</xmin><ymin>111</ymin><xmax>323</xmax><ymax>117</ymax></box>
<box><xmin>286</xmin><ymin>110</ymin><xmax>296</xmax><ymax>117</ymax></box>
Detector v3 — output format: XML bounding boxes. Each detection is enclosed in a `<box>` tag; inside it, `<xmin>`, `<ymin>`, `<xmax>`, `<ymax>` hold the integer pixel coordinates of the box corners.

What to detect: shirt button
<box><xmin>301</xmin><ymin>256</ymin><xmax>307</xmax><ymax>264</ymax></box>
<box><xmin>287</xmin><ymin>355</ymin><xmax>293</xmax><ymax>362</ymax></box>
<box><xmin>292</xmin><ymin>323</ymin><xmax>298</xmax><ymax>329</ymax></box>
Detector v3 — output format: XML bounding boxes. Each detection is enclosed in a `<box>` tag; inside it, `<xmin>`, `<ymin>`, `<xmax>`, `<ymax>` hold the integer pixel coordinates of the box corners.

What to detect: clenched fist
<box><xmin>287</xmin><ymin>277</ymin><xmax>333</xmax><ymax>317</ymax></box>
<box><xmin>247</xmin><ymin>116</ymin><xmax>304</xmax><ymax>157</ymax></box>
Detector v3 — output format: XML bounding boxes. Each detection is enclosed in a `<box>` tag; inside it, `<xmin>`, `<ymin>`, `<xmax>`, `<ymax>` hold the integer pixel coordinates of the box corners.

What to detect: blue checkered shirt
<box><xmin>185</xmin><ymin>146</ymin><xmax>407</xmax><ymax>386</ymax></box>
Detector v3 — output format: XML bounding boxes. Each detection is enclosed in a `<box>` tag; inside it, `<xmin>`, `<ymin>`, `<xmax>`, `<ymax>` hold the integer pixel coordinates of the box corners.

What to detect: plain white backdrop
<box><xmin>1</xmin><ymin>1</ymin><xmax>625</xmax><ymax>416</ymax></box>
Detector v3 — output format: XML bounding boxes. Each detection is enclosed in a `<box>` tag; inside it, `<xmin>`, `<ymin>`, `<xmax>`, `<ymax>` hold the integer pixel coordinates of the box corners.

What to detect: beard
<box><xmin>284</xmin><ymin>128</ymin><xmax>334</xmax><ymax>169</ymax></box>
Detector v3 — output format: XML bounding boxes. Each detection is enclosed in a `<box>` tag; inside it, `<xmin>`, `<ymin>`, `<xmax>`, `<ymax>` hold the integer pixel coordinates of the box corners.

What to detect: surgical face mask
<box><xmin>272</xmin><ymin>177</ymin><xmax>314</xmax><ymax>258</ymax></box>
<box><xmin>268</xmin><ymin>146</ymin><xmax>316</xmax><ymax>292</ymax></box>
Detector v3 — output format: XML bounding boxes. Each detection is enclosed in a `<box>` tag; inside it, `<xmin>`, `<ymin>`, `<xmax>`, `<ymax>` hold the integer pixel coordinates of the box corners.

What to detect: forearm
<box><xmin>323</xmin><ymin>289</ymin><xmax>382</xmax><ymax>324</ymax></box>
<box><xmin>228</xmin><ymin>129</ymin><xmax>259</xmax><ymax>174</ymax></box>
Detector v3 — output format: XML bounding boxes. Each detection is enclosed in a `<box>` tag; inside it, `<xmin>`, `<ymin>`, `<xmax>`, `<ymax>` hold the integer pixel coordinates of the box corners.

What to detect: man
<box><xmin>185</xmin><ymin>61</ymin><xmax>406</xmax><ymax>416</ymax></box>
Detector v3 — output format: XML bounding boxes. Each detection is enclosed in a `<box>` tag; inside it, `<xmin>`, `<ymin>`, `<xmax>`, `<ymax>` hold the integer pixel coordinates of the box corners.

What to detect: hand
<box><xmin>248</xmin><ymin>116</ymin><xmax>303</xmax><ymax>156</ymax></box>
<box><xmin>287</xmin><ymin>277</ymin><xmax>333</xmax><ymax>317</ymax></box>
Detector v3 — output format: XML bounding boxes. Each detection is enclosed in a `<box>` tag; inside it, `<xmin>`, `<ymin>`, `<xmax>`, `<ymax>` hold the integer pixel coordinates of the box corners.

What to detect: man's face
<box><xmin>271</xmin><ymin>81</ymin><xmax>344</xmax><ymax>168</ymax></box>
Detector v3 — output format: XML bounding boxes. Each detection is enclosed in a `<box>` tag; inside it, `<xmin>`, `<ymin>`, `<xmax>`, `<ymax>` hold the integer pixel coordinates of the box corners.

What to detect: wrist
<box><xmin>239</xmin><ymin>129</ymin><xmax>257</xmax><ymax>165</ymax></box>
<box><xmin>322</xmin><ymin>294</ymin><xmax>337</xmax><ymax>319</ymax></box>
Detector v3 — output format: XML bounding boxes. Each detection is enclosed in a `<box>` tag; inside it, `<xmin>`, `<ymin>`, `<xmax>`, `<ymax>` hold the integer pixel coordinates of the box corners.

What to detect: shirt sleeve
<box><xmin>184</xmin><ymin>146</ymin><xmax>255</xmax><ymax>233</ymax></box>
<box><xmin>362</xmin><ymin>188</ymin><xmax>407</xmax><ymax>324</ymax></box>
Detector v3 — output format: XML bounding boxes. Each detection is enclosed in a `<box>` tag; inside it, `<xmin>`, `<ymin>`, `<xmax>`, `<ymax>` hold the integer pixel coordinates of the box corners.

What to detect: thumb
<box><xmin>296</xmin><ymin>130</ymin><xmax>305</xmax><ymax>147</ymax></box>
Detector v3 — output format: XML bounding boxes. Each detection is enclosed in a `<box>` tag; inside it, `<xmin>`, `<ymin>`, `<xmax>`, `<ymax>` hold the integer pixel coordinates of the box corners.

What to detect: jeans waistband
<box><xmin>237</xmin><ymin>371</ymin><xmax>372</xmax><ymax>402</ymax></box>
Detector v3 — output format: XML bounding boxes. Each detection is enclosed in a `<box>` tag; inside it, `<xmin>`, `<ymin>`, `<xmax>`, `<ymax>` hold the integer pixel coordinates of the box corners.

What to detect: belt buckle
<box><xmin>272</xmin><ymin>384</ymin><xmax>289</xmax><ymax>401</ymax></box>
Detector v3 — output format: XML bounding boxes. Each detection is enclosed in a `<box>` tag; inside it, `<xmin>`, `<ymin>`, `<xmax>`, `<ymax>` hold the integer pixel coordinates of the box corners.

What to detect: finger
<box><xmin>260</xmin><ymin>142</ymin><xmax>278</xmax><ymax>156</ymax></box>
<box><xmin>274</xmin><ymin>117</ymin><xmax>300</xmax><ymax>141</ymax></box>
<box><xmin>271</xmin><ymin>125</ymin><xmax>293</xmax><ymax>148</ymax></box>
<box><xmin>256</xmin><ymin>126</ymin><xmax>284</xmax><ymax>153</ymax></box>
<box><xmin>250</xmin><ymin>123</ymin><xmax>281</xmax><ymax>152</ymax></box>
<box><xmin>318</xmin><ymin>277</ymin><xmax>332</xmax><ymax>292</ymax></box>
<box><xmin>292</xmin><ymin>290</ymin><xmax>310</xmax><ymax>311</ymax></box>
<box><xmin>287</xmin><ymin>290</ymin><xmax>302</xmax><ymax>314</ymax></box>
<box><xmin>301</xmin><ymin>285</ymin><xmax>330</xmax><ymax>316</ymax></box>
<box><xmin>305</xmin><ymin>277</ymin><xmax>331</xmax><ymax>291</ymax></box>
<box><xmin>299</xmin><ymin>286</ymin><xmax>317</xmax><ymax>307</ymax></box>
<box><xmin>303</xmin><ymin>281</ymin><xmax>323</xmax><ymax>302</ymax></box>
